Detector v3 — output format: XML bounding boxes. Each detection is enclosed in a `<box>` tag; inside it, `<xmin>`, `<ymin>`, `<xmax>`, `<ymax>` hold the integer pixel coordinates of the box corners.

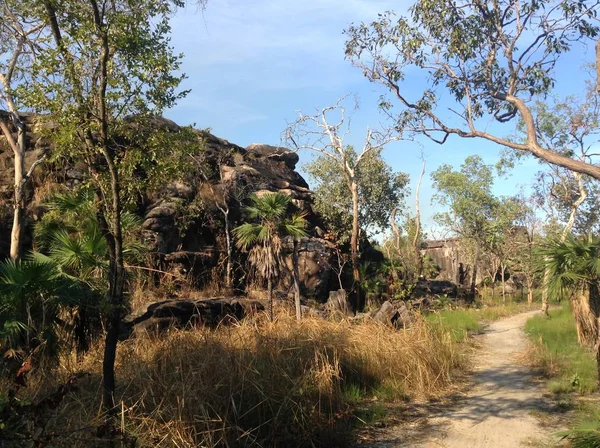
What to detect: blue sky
<box><xmin>164</xmin><ymin>0</ymin><xmax>597</xmax><ymax>238</ymax></box>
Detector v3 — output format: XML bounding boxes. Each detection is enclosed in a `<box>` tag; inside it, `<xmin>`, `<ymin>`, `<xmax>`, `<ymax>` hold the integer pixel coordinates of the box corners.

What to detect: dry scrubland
<box><xmin>10</xmin><ymin>310</ymin><xmax>465</xmax><ymax>447</ymax></box>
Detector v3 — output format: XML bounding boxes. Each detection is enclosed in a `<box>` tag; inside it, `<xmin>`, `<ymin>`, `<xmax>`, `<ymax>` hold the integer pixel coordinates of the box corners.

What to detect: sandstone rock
<box><xmin>372</xmin><ymin>300</ymin><xmax>412</xmax><ymax>328</ymax></box>
<box><xmin>414</xmin><ymin>279</ymin><xmax>458</xmax><ymax>298</ymax></box>
<box><xmin>246</xmin><ymin>143</ymin><xmax>299</xmax><ymax>169</ymax></box>
<box><xmin>0</xmin><ymin>111</ymin><xmax>337</xmax><ymax>299</ymax></box>
<box><xmin>324</xmin><ymin>289</ymin><xmax>353</xmax><ymax>317</ymax></box>
<box><xmin>121</xmin><ymin>297</ymin><xmax>264</xmax><ymax>338</ymax></box>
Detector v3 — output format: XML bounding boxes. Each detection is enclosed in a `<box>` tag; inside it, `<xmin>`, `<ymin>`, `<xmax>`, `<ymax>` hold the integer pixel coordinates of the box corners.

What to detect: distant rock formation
<box><xmin>421</xmin><ymin>238</ymin><xmax>483</xmax><ymax>286</ymax></box>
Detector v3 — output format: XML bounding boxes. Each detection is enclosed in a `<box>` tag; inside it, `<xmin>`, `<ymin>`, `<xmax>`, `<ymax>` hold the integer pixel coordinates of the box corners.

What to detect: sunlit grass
<box><xmin>16</xmin><ymin>311</ymin><xmax>465</xmax><ymax>447</ymax></box>
<box><xmin>525</xmin><ymin>302</ymin><xmax>597</xmax><ymax>394</ymax></box>
<box><xmin>425</xmin><ymin>300</ymin><xmax>537</xmax><ymax>343</ymax></box>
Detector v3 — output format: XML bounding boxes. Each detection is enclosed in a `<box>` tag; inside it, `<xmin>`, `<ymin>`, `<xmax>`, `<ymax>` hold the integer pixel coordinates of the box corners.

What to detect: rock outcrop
<box><xmin>0</xmin><ymin>113</ymin><xmax>337</xmax><ymax>300</ymax></box>
<box><xmin>121</xmin><ymin>297</ymin><xmax>265</xmax><ymax>338</ymax></box>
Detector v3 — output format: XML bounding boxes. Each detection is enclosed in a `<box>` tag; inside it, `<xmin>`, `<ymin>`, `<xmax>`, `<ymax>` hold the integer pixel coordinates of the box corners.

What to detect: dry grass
<box><xmin>20</xmin><ymin>311</ymin><xmax>464</xmax><ymax>447</ymax></box>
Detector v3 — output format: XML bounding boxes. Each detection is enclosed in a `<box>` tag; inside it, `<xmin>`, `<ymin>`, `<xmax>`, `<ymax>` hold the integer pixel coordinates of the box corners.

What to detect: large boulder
<box><xmin>372</xmin><ymin>300</ymin><xmax>412</xmax><ymax>328</ymax></box>
<box><xmin>280</xmin><ymin>237</ymin><xmax>335</xmax><ymax>300</ymax></box>
<box><xmin>121</xmin><ymin>297</ymin><xmax>265</xmax><ymax>338</ymax></box>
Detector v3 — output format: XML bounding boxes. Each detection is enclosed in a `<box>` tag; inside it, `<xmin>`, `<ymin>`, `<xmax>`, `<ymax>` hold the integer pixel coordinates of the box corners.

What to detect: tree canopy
<box><xmin>306</xmin><ymin>147</ymin><xmax>409</xmax><ymax>243</ymax></box>
<box><xmin>345</xmin><ymin>0</ymin><xmax>600</xmax><ymax>179</ymax></box>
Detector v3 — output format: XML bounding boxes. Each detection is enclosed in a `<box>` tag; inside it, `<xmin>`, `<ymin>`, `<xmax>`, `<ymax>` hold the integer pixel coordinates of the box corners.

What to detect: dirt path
<box><xmin>363</xmin><ymin>310</ymin><xmax>552</xmax><ymax>447</ymax></box>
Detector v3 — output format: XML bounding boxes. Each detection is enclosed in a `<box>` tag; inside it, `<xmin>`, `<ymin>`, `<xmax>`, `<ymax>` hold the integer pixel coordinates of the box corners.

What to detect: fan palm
<box><xmin>35</xmin><ymin>188</ymin><xmax>146</xmax><ymax>284</ymax></box>
<box><xmin>234</xmin><ymin>193</ymin><xmax>307</xmax><ymax>320</ymax></box>
<box><xmin>539</xmin><ymin>234</ymin><xmax>600</xmax><ymax>382</ymax></box>
<box><xmin>0</xmin><ymin>257</ymin><xmax>100</xmax><ymax>373</ymax></box>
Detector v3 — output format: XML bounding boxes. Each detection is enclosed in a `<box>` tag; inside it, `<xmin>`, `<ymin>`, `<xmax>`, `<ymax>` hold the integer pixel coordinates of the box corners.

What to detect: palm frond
<box><xmin>537</xmin><ymin>234</ymin><xmax>600</xmax><ymax>300</ymax></box>
<box><xmin>280</xmin><ymin>212</ymin><xmax>308</xmax><ymax>238</ymax></box>
<box><xmin>233</xmin><ymin>223</ymin><xmax>263</xmax><ymax>250</ymax></box>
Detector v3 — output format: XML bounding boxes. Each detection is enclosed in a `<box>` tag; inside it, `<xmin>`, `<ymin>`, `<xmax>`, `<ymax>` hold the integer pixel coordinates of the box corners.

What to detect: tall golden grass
<box><xmin>24</xmin><ymin>312</ymin><xmax>464</xmax><ymax>447</ymax></box>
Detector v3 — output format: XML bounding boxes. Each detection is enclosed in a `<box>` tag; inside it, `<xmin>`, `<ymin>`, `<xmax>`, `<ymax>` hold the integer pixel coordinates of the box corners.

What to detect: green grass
<box><xmin>426</xmin><ymin>309</ymin><xmax>484</xmax><ymax>342</ymax></box>
<box><xmin>525</xmin><ymin>302</ymin><xmax>597</xmax><ymax>394</ymax></box>
<box><xmin>426</xmin><ymin>301</ymin><xmax>537</xmax><ymax>343</ymax></box>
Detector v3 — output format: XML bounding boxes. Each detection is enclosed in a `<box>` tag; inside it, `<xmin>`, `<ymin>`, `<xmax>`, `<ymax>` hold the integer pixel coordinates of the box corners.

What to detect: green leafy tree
<box><xmin>485</xmin><ymin>196</ymin><xmax>531</xmax><ymax>302</ymax></box>
<box><xmin>519</xmin><ymin>82</ymin><xmax>600</xmax><ymax>314</ymax></box>
<box><xmin>509</xmin><ymin>196</ymin><xmax>543</xmax><ymax>304</ymax></box>
<box><xmin>0</xmin><ymin>1</ymin><xmax>46</xmax><ymax>260</ymax></box>
<box><xmin>305</xmin><ymin>147</ymin><xmax>409</xmax><ymax>243</ymax></box>
<box><xmin>345</xmin><ymin>0</ymin><xmax>600</xmax><ymax>179</ymax></box>
<box><xmin>234</xmin><ymin>193</ymin><xmax>308</xmax><ymax>321</ymax></box>
<box><xmin>285</xmin><ymin>97</ymin><xmax>401</xmax><ymax>307</ymax></box>
<box><xmin>432</xmin><ymin>155</ymin><xmax>499</xmax><ymax>300</ymax></box>
<box><xmin>13</xmin><ymin>0</ymin><xmax>205</xmax><ymax>413</ymax></box>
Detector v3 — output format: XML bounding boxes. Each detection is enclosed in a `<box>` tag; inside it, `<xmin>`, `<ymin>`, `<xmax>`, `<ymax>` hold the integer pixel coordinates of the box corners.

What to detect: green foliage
<box><xmin>537</xmin><ymin>234</ymin><xmax>600</xmax><ymax>301</ymax></box>
<box><xmin>518</xmin><ymin>82</ymin><xmax>600</xmax><ymax>235</ymax></box>
<box><xmin>0</xmin><ymin>257</ymin><xmax>101</xmax><ymax>373</ymax></box>
<box><xmin>345</xmin><ymin>0</ymin><xmax>599</xmax><ymax>140</ymax></box>
<box><xmin>558</xmin><ymin>415</ymin><xmax>600</xmax><ymax>448</ymax></box>
<box><xmin>431</xmin><ymin>155</ymin><xmax>498</xmax><ymax>242</ymax></box>
<box><xmin>234</xmin><ymin>192</ymin><xmax>308</xmax><ymax>287</ymax></box>
<box><xmin>525</xmin><ymin>303</ymin><xmax>597</xmax><ymax>394</ymax></box>
<box><xmin>306</xmin><ymin>147</ymin><xmax>409</xmax><ymax>242</ymax></box>
<box><xmin>34</xmin><ymin>188</ymin><xmax>146</xmax><ymax>286</ymax></box>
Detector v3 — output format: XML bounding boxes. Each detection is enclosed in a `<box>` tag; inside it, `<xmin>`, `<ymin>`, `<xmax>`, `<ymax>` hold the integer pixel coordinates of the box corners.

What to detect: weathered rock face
<box><xmin>0</xmin><ymin>113</ymin><xmax>337</xmax><ymax>300</ymax></box>
<box><xmin>121</xmin><ymin>297</ymin><xmax>265</xmax><ymax>338</ymax></box>
<box><xmin>421</xmin><ymin>238</ymin><xmax>484</xmax><ymax>285</ymax></box>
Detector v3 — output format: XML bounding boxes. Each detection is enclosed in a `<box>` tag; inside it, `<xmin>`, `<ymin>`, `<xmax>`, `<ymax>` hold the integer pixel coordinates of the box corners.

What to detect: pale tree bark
<box><xmin>413</xmin><ymin>158</ymin><xmax>426</xmax><ymax>276</ymax></box>
<box><xmin>0</xmin><ymin>14</ymin><xmax>46</xmax><ymax>260</ymax></box>
<box><xmin>285</xmin><ymin>96</ymin><xmax>400</xmax><ymax>310</ymax></box>
<box><xmin>347</xmin><ymin>2</ymin><xmax>600</xmax><ymax>181</ymax></box>
<box><xmin>350</xmin><ymin>177</ymin><xmax>360</xmax><ymax>304</ymax></box>
<box><xmin>542</xmin><ymin>171</ymin><xmax>588</xmax><ymax>316</ymax></box>
<box><xmin>596</xmin><ymin>38</ymin><xmax>600</xmax><ymax>94</ymax></box>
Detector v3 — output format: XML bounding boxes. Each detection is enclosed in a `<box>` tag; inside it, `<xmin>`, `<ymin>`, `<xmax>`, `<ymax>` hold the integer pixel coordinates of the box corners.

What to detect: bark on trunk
<box><xmin>541</xmin><ymin>263</ymin><xmax>550</xmax><ymax>316</ymax></box>
<box><xmin>587</xmin><ymin>282</ymin><xmax>600</xmax><ymax>386</ymax></box>
<box><xmin>99</xmin><ymin>174</ymin><xmax>125</xmax><ymax>413</ymax></box>
<box><xmin>500</xmin><ymin>264</ymin><xmax>507</xmax><ymax>304</ymax></box>
<box><xmin>527</xmin><ymin>288</ymin><xmax>533</xmax><ymax>304</ymax></box>
<box><xmin>350</xmin><ymin>180</ymin><xmax>361</xmax><ymax>310</ymax></box>
<box><xmin>470</xmin><ymin>245</ymin><xmax>480</xmax><ymax>303</ymax></box>
<box><xmin>267</xmin><ymin>276</ymin><xmax>273</xmax><ymax>321</ymax></box>
<box><xmin>292</xmin><ymin>239</ymin><xmax>302</xmax><ymax>320</ymax></box>
<box><xmin>572</xmin><ymin>287</ymin><xmax>598</xmax><ymax>347</ymax></box>
<box><xmin>1</xmin><ymin>115</ymin><xmax>27</xmax><ymax>261</ymax></box>
<box><xmin>224</xmin><ymin>212</ymin><xmax>232</xmax><ymax>289</ymax></box>
<box><xmin>596</xmin><ymin>38</ymin><xmax>600</xmax><ymax>94</ymax></box>
<box><xmin>413</xmin><ymin>160</ymin><xmax>425</xmax><ymax>276</ymax></box>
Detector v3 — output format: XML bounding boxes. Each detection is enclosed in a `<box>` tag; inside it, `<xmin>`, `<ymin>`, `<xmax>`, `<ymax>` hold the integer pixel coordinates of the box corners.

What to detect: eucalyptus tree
<box><xmin>345</xmin><ymin>0</ymin><xmax>600</xmax><ymax>179</ymax></box>
<box><xmin>0</xmin><ymin>0</ymin><xmax>47</xmax><ymax>260</ymax></box>
<box><xmin>485</xmin><ymin>196</ymin><xmax>531</xmax><ymax>302</ymax></box>
<box><xmin>234</xmin><ymin>193</ymin><xmax>308</xmax><ymax>321</ymax></box>
<box><xmin>517</xmin><ymin>81</ymin><xmax>600</xmax><ymax>314</ymax></box>
<box><xmin>15</xmin><ymin>0</ymin><xmax>205</xmax><ymax>413</ymax></box>
<box><xmin>431</xmin><ymin>155</ymin><xmax>499</xmax><ymax>300</ymax></box>
<box><xmin>285</xmin><ymin>97</ymin><xmax>402</xmax><ymax>307</ymax></box>
<box><xmin>305</xmin><ymin>146</ymin><xmax>409</xmax><ymax>245</ymax></box>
